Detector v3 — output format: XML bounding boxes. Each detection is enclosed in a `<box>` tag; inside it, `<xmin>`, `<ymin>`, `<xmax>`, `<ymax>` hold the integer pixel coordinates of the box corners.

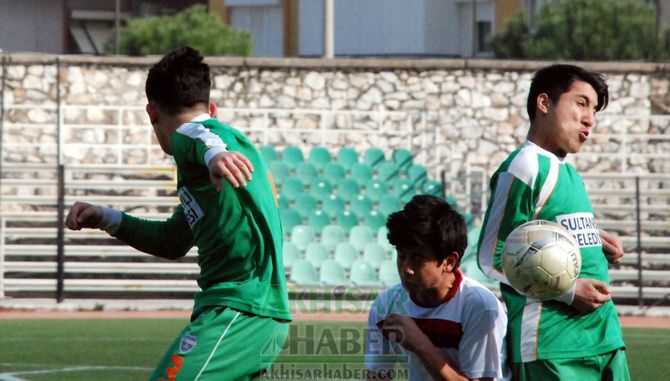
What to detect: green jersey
<box><xmin>477</xmin><ymin>141</ymin><xmax>623</xmax><ymax>363</ymax></box>
<box><xmin>113</xmin><ymin>114</ymin><xmax>291</xmax><ymax>321</ymax></box>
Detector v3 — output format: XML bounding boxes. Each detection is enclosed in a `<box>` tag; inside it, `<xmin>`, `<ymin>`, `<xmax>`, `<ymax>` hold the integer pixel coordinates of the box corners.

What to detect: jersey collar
<box><xmin>190</xmin><ymin>113</ymin><xmax>212</xmax><ymax>123</ymax></box>
<box><xmin>524</xmin><ymin>139</ymin><xmax>567</xmax><ymax>163</ymax></box>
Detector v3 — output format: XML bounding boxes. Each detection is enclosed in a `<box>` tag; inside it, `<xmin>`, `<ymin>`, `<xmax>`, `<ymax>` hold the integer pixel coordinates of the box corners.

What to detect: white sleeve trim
<box><xmin>204</xmin><ymin>146</ymin><xmax>230</xmax><ymax>167</ymax></box>
<box><xmin>99</xmin><ymin>206</ymin><xmax>122</xmax><ymax>235</ymax></box>
<box><xmin>555</xmin><ymin>281</ymin><xmax>576</xmax><ymax>305</ymax></box>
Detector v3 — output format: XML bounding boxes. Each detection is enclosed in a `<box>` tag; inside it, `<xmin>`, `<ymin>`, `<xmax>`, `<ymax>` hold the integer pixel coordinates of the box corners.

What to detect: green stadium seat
<box><xmin>305</xmin><ymin>242</ymin><xmax>329</xmax><ymax>268</ymax></box>
<box><xmin>446</xmin><ymin>194</ymin><xmax>458</xmax><ymax>208</ymax></box>
<box><xmin>336</xmin><ymin>147</ymin><xmax>359</xmax><ymax>171</ymax></box>
<box><xmin>282</xmin><ymin>242</ymin><xmax>300</xmax><ymax>269</ymax></box>
<box><xmin>322</xmin><ymin>194</ymin><xmax>345</xmax><ymax>217</ymax></box>
<box><xmin>363</xmin><ymin>242</ymin><xmax>387</xmax><ymax>268</ymax></box>
<box><xmin>337</xmin><ymin>178</ymin><xmax>360</xmax><ymax>202</ymax></box>
<box><xmin>349</xmin><ymin>225</ymin><xmax>374</xmax><ymax>252</ymax></box>
<box><xmin>295</xmin><ymin>161</ymin><xmax>318</xmax><ymax>185</ymax></box>
<box><xmin>364</xmin><ymin>179</ymin><xmax>387</xmax><ymax>202</ymax></box>
<box><xmin>334</xmin><ymin>242</ymin><xmax>358</xmax><ymax>270</ymax></box>
<box><xmin>379</xmin><ymin>259</ymin><xmax>401</xmax><ymax>287</ymax></box>
<box><xmin>276</xmin><ymin>194</ymin><xmax>289</xmax><ymax>210</ymax></box>
<box><xmin>364</xmin><ymin>210</ymin><xmax>387</xmax><ymax>231</ymax></box>
<box><xmin>320</xmin><ymin>259</ymin><xmax>348</xmax><ymax>286</ymax></box>
<box><xmin>307</xmin><ymin>210</ymin><xmax>331</xmax><ymax>235</ymax></box>
<box><xmin>350</xmin><ymin>259</ymin><xmax>380</xmax><ymax>287</ymax></box>
<box><xmin>295</xmin><ymin>193</ymin><xmax>318</xmax><ymax>218</ymax></box>
<box><xmin>310</xmin><ymin>178</ymin><xmax>333</xmax><ymax>202</ymax></box>
<box><xmin>393</xmin><ymin>178</ymin><xmax>415</xmax><ymax>203</ymax></box>
<box><xmin>323</xmin><ymin>162</ymin><xmax>346</xmax><ymax>184</ymax></box>
<box><xmin>281</xmin><ymin>177</ymin><xmax>304</xmax><ymax>202</ymax></box>
<box><xmin>462</xmin><ymin>211</ymin><xmax>474</xmax><ymax>229</ymax></box>
<box><xmin>291</xmin><ymin>225</ymin><xmax>316</xmax><ymax>251</ymax></box>
<box><xmin>377</xmin><ymin>162</ymin><xmax>400</xmax><ymax>183</ymax></box>
<box><xmin>281</xmin><ymin>145</ymin><xmax>305</xmax><ymax>170</ymax></box>
<box><xmin>422</xmin><ymin>179</ymin><xmax>444</xmax><ymax>197</ymax></box>
<box><xmin>406</xmin><ymin>164</ymin><xmax>428</xmax><ymax>187</ymax></box>
<box><xmin>461</xmin><ymin>226</ymin><xmax>482</xmax><ymax>264</ymax></box>
<box><xmin>260</xmin><ymin>145</ymin><xmax>279</xmax><ymax>163</ymax></box>
<box><xmin>321</xmin><ymin>224</ymin><xmax>347</xmax><ymax>252</ymax></box>
<box><xmin>309</xmin><ymin>146</ymin><xmax>332</xmax><ymax>172</ymax></box>
<box><xmin>378</xmin><ymin>194</ymin><xmax>402</xmax><ymax>216</ymax></box>
<box><xmin>350</xmin><ymin>194</ymin><xmax>373</xmax><ymax>217</ymax></box>
<box><xmin>350</xmin><ymin>163</ymin><xmax>374</xmax><ymax>186</ymax></box>
<box><xmin>269</xmin><ymin>161</ymin><xmax>289</xmax><ymax>186</ymax></box>
<box><xmin>391</xmin><ymin>148</ymin><xmax>413</xmax><ymax>172</ymax></box>
<box><xmin>280</xmin><ymin>209</ymin><xmax>302</xmax><ymax>237</ymax></box>
<box><xmin>335</xmin><ymin>210</ymin><xmax>359</xmax><ymax>231</ymax></box>
<box><xmin>377</xmin><ymin>226</ymin><xmax>394</xmax><ymax>252</ymax></box>
<box><xmin>363</xmin><ymin>147</ymin><xmax>385</xmax><ymax>168</ymax></box>
<box><xmin>290</xmin><ymin>259</ymin><xmax>319</xmax><ymax>286</ymax></box>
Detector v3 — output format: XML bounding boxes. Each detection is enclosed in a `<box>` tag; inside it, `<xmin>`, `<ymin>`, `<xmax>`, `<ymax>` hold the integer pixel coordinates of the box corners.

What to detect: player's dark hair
<box><xmin>145</xmin><ymin>46</ymin><xmax>210</xmax><ymax>115</ymax></box>
<box><xmin>386</xmin><ymin>195</ymin><xmax>467</xmax><ymax>266</ymax></box>
<box><xmin>526</xmin><ymin>64</ymin><xmax>609</xmax><ymax>122</ymax></box>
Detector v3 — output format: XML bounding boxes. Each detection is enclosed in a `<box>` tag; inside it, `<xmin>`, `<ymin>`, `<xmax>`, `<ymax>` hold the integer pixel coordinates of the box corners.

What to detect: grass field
<box><xmin>0</xmin><ymin>318</ymin><xmax>667</xmax><ymax>380</ymax></box>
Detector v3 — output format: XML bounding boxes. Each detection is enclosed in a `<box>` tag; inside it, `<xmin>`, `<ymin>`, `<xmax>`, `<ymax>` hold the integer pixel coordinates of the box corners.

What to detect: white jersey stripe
<box><xmin>533</xmin><ymin>157</ymin><xmax>560</xmax><ymax>219</ymax></box>
<box><xmin>478</xmin><ymin>172</ymin><xmax>514</xmax><ymax>284</ymax></box>
<box><xmin>194</xmin><ymin>311</ymin><xmax>241</xmax><ymax>381</ymax></box>
<box><xmin>520</xmin><ymin>301</ymin><xmax>542</xmax><ymax>362</ymax></box>
<box><xmin>176</xmin><ymin>120</ymin><xmax>228</xmax><ymax>165</ymax></box>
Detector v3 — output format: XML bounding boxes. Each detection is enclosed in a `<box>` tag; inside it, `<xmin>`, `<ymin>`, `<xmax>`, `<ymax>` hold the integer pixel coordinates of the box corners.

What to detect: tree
<box><xmin>492</xmin><ymin>0</ymin><xmax>666</xmax><ymax>61</ymax></box>
<box><xmin>110</xmin><ymin>5</ymin><xmax>252</xmax><ymax>57</ymax></box>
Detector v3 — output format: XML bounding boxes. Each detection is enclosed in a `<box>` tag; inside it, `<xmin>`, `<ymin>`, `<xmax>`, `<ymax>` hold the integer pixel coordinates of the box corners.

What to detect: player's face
<box><xmin>541</xmin><ymin>80</ymin><xmax>598</xmax><ymax>156</ymax></box>
<box><xmin>396</xmin><ymin>247</ymin><xmax>451</xmax><ymax>305</ymax></box>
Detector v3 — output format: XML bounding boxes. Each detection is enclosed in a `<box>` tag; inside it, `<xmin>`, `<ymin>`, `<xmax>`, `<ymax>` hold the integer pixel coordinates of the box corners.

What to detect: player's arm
<box><xmin>365</xmin><ymin>296</ymin><xmax>400</xmax><ymax>380</ymax></box>
<box><xmin>174</xmin><ymin>124</ymin><xmax>253</xmax><ymax>189</ymax></box>
<box><xmin>600</xmin><ymin>228</ymin><xmax>624</xmax><ymax>264</ymax></box>
<box><xmin>65</xmin><ymin>201</ymin><xmax>193</xmax><ymax>260</ymax></box>
<box><xmin>381</xmin><ymin>314</ymin><xmax>469</xmax><ymax>381</ymax></box>
<box><xmin>477</xmin><ymin>172</ymin><xmax>535</xmax><ymax>286</ymax></box>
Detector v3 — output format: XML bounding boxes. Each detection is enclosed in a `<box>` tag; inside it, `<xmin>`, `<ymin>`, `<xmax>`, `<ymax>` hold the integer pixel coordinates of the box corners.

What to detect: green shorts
<box><xmin>511</xmin><ymin>349</ymin><xmax>630</xmax><ymax>381</ymax></box>
<box><xmin>149</xmin><ymin>306</ymin><xmax>289</xmax><ymax>381</ymax></box>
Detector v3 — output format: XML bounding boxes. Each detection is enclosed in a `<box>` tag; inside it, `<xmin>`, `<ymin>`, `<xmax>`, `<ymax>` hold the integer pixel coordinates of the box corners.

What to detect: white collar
<box><xmin>524</xmin><ymin>139</ymin><xmax>567</xmax><ymax>163</ymax></box>
<box><xmin>190</xmin><ymin>113</ymin><xmax>211</xmax><ymax>122</ymax></box>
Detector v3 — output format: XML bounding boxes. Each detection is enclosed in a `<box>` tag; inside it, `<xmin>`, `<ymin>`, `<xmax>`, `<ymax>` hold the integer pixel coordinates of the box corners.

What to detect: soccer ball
<box><xmin>501</xmin><ymin>220</ymin><xmax>581</xmax><ymax>301</ymax></box>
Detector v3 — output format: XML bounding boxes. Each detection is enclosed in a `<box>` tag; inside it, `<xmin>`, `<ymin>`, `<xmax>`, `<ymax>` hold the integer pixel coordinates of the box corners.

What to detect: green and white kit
<box><xmin>477</xmin><ymin>140</ymin><xmax>624</xmax><ymax>363</ymax></box>
<box><xmin>103</xmin><ymin>114</ymin><xmax>291</xmax><ymax>380</ymax></box>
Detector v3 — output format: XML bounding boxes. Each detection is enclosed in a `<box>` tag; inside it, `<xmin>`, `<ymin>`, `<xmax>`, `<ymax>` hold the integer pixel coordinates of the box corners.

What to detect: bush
<box><xmin>492</xmin><ymin>0</ymin><xmax>666</xmax><ymax>61</ymax></box>
<box><xmin>109</xmin><ymin>5</ymin><xmax>252</xmax><ymax>57</ymax></box>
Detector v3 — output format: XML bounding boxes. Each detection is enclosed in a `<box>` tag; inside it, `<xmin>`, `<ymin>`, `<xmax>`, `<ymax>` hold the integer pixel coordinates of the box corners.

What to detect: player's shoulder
<box><xmin>459</xmin><ymin>275</ymin><xmax>503</xmax><ymax>310</ymax></box>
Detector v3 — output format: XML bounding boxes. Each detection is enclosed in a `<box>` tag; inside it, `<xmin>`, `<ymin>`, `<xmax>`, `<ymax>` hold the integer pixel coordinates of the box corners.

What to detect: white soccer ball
<box><xmin>501</xmin><ymin>220</ymin><xmax>582</xmax><ymax>301</ymax></box>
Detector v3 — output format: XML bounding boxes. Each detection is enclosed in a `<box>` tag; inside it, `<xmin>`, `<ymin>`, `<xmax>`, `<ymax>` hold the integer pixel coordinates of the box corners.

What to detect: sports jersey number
<box><xmin>178</xmin><ymin>187</ymin><xmax>204</xmax><ymax>229</ymax></box>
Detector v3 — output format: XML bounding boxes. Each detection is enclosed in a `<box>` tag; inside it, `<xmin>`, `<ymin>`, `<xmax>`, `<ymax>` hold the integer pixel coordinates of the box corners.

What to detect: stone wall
<box><xmin>2</xmin><ymin>54</ymin><xmax>669</xmax><ymax>183</ymax></box>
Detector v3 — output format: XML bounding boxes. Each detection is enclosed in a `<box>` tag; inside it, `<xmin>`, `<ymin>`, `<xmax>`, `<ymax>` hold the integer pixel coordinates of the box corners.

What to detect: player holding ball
<box><xmin>476</xmin><ymin>64</ymin><xmax>630</xmax><ymax>380</ymax></box>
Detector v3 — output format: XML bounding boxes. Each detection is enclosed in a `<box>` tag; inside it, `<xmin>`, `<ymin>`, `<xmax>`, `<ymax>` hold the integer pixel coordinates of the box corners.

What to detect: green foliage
<box><xmin>492</xmin><ymin>0</ymin><xmax>667</xmax><ymax>61</ymax></box>
<box><xmin>110</xmin><ymin>5</ymin><xmax>252</xmax><ymax>57</ymax></box>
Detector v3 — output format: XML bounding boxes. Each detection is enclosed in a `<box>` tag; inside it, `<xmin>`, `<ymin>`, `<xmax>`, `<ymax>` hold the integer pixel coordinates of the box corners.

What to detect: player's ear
<box><xmin>442</xmin><ymin>252</ymin><xmax>459</xmax><ymax>273</ymax></box>
<box><xmin>146</xmin><ymin>103</ymin><xmax>158</xmax><ymax>125</ymax></box>
<box><xmin>208</xmin><ymin>102</ymin><xmax>217</xmax><ymax>118</ymax></box>
<box><xmin>536</xmin><ymin>93</ymin><xmax>550</xmax><ymax>115</ymax></box>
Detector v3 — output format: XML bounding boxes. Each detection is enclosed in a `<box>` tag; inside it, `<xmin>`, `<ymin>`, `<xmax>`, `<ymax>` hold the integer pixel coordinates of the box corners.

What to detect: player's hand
<box><xmin>65</xmin><ymin>201</ymin><xmax>102</xmax><ymax>231</ymax></box>
<box><xmin>600</xmin><ymin>229</ymin><xmax>624</xmax><ymax>264</ymax></box>
<box><xmin>208</xmin><ymin>151</ymin><xmax>254</xmax><ymax>190</ymax></box>
<box><xmin>571</xmin><ymin>278</ymin><xmax>611</xmax><ymax>313</ymax></box>
<box><xmin>380</xmin><ymin>314</ymin><xmax>427</xmax><ymax>353</ymax></box>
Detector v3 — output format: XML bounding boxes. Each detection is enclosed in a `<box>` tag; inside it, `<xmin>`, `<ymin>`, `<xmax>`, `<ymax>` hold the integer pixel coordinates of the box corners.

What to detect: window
<box><xmin>477</xmin><ymin>20</ymin><xmax>492</xmax><ymax>53</ymax></box>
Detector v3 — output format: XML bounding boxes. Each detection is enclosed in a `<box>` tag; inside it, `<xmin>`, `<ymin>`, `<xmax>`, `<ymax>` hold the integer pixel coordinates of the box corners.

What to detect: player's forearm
<box><xmin>413</xmin><ymin>342</ymin><xmax>468</xmax><ymax>381</ymax></box>
<box><xmin>113</xmin><ymin>212</ymin><xmax>193</xmax><ymax>259</ymax></box>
